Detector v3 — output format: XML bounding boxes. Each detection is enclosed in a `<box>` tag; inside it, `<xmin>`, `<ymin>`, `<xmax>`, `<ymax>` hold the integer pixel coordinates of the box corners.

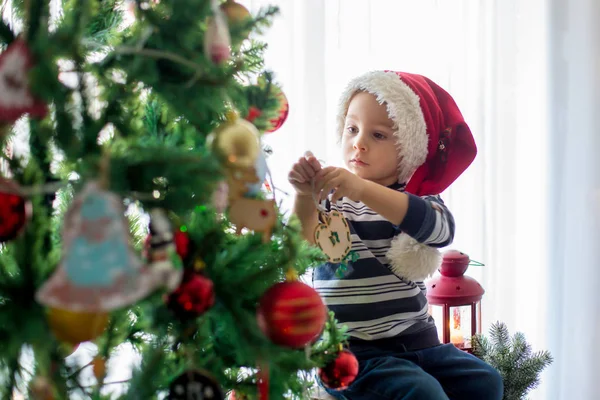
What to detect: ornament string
<box><xmin>311</xmin><ymin>178</ymin><xmax>328</xmax><ymax>214</ymax></box>
<box><xmin>305</xmin><ymin>151</ymin><xmax>329</xmax><ymax>213</ymax></box>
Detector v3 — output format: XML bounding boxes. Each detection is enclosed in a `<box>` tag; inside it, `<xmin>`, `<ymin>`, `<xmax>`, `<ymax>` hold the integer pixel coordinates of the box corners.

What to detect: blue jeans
<box><xmin>324</xmin><ymin>343</ymin><xmax>503</xmax><ymax>400</ymax></box>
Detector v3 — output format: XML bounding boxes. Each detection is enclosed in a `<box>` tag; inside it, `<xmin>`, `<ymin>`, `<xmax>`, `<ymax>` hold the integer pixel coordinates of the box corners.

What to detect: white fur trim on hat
<box><xmin>386</xmin><ymin>233</ymin><xmax>442</xmax><ymax>282</ymax></box>
<box><xmin>336</xmin><ymin>71</ymin><xmax>428</xmax><ymax>184</ymax></box>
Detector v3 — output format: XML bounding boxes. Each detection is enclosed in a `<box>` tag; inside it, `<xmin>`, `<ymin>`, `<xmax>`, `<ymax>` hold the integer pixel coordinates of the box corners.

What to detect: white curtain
<box><xmin>244</xmin><ymin>0</ymin><xmax>600</xmax><ymax>398</ymax></box>
<box><xmin>545</xmin><ymin>0</ymin><xmax>600</xmax><ymax>399</ymax></box>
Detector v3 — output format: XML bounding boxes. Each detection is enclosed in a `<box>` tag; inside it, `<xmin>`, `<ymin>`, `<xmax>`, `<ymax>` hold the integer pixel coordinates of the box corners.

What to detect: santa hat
<box><xmin>336</xmin><ymin>71</ymin><xmax>476</xmax><ymax>281</ymax></box>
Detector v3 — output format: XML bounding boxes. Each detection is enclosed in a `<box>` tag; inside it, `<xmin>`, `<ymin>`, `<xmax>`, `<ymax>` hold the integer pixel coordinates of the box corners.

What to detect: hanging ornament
<box><xmin>46</xmin><ymin>307</ymin><xmax>109</xmax><ymax>345</ymax></box>
<box><xmin>36</xmin><ymin>181</ymin><xmax>158</xmax><ymax>312</ymax></box>
<box><xmin>265</xmin><ymin>89</ymin><xmax>289</xmax><ymax>133</ymax></box>
<box><xmin>219</xmin><ymin>1</ymin><xmax>251</xmax><ymax>28</ymax></box>
<box><xmin>314</xmin><ymin>209</ymin><xmax>357</xmax><ymax>277</ymax></box>
<box><xmin>318</xmin><ymin>349</ymin><xmax>359</xmax><ymax>390</ymax></box>
<box><xmin>244</xmin><ymin>74</ymin><xmax>288</xmax><ymax>134</ymax></box>
<box><xmin>168</xmin><ymin>370</ymin><xmax>224</xmax><ymax>400</ymax></box>
<box><xmin>228</xmin><ymin>197</ymin><xmax>276</xmax><ymax>243</ymax></box>
<box><xmin>204</xmin><ymin>0</ymin><xmax>232</xmax><ymax>64</ymax></box>
<box><xmin>314</xmin><ymin>211</ymin><xmax>352</xmax><ymax>263</ymax></box>
<box><xmin>219</xmin><ymin>0</ymin><xmax>252</xmax><ymax>47</ymax></box>
<box><xmin>0</xmin><ymin>39</ymin><xmax>48</xmax><ymax>122</ymax></box>
<box><xmin>29</xmin><ymin>376</ymin><xmax>55</xmax><ymax>400</ymax></box>
<box><xmin>0</xmin><ymin>178</ymin><xmax>31</xmax><ymax>242</ymax></box>
<box><xmin>212</xmin><ymin>180</ymin><xmax>229</xmax><ymax>212</ymax></box>
<box><xmin>146</xmin><ymin>209</ymin><xmax>184</xmax><ymax>292</ymax></box>
<box><xmin>143</xmin><ymin>227</ymin><xmax>189</xmax><ymax>260</ymax></box>
<box><xmin>166</xmin><ymin>271</ymin><xmax>215</xmax><ymax>320</ymax></box>
<box><xmin>245</xmin><ymin>150</ymin><xmax>268</xmax><ymax>196</ymax></box>
<box><xmin>209</xmin><ymin>112</ymin><xmax>261</xmax><ymax>168</ymax></box>
<box><xmin>226</xmin><ymin>165</ymin><xmax>259</xmax><ymax>201</ymax></box>
<box><xmin>256</xmin><ymin>274</ymin><xmax>327</xmax><ymax>348</ymax></box>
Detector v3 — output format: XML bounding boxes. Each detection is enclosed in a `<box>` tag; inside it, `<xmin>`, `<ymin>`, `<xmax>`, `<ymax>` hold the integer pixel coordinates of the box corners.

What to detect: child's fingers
<box><xmin>306</xmin><ymin>157</ymin><xmax>322</xmax><ymax>173</ymax></box>
<box><xmin>330</xmin><ymin>187</ymin><xmax>345</xmax><ymax>203</ymax></box>
<box><xmin>318</xmin><ymin>178</ymin><xmax>340</xmax><ymax>202</ymax></box>
<box><xmin>303</xmin><ymin>151</ymin><xmax>323</xmax><ymax>173</ymax></box>
<box><xmin>288</xmin><ymin>170</ymin><xmax>305</xmax><ymax>183</ymax></box>
<box><xmin>320</xmin><ymin>186</ymin><xmax>334</xmax><ymax>202</ymax></box>
<box><xmin>298</xmin><ymin>158</ymin><xmax>317</xmax><ymax>179</ymax></box>
<box><xmin>314</xmin><ymin>167</ymin><xmax>338</xmax><ymax>191</ymax></box>
<box><xmin>314</xmin><ymin>166</ymin><xmax>336</xmax><ymax>180</ymax></box>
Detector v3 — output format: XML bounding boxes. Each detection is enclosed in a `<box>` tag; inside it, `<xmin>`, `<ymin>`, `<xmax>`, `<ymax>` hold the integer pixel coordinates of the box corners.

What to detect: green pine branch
<box><xmin>472</xmin><ymin>322</ymin><xmax>553</xmax><ymax>400</ymax></box>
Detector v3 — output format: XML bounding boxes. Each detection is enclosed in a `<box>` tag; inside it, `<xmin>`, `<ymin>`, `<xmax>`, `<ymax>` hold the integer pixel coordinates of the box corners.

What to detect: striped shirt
<box><xmin>313</xmin><ymin>182</ymin><xmax>455</xmax><ymax>341</ymax></box>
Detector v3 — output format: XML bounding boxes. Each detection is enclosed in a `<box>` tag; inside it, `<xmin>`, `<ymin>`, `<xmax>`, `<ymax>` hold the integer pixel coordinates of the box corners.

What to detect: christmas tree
<box><xmin>0</xmin><ymin>1</ymin><xmax>350</xmax><ymax>398</ymax></box>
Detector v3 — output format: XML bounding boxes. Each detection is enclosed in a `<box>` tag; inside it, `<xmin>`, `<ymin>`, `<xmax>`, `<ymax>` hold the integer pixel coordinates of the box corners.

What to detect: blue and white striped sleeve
<box><xmin>397</xmin><ymin>194</ymin><xmax>455</xmax><ymax>247</ymax></box>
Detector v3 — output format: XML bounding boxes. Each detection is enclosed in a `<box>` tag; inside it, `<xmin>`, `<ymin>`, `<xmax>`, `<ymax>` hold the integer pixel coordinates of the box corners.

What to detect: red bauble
<box><xmin>265</xmin><ymin>91</ymin><xmax>288</xmax><ymax>133</ymax></box>
<box><xmin>318</xmin><ymin>350</ymin><xmax>359</xmax><ymax>390</ymax></box>
<box><xmin>256</xmin><ymin>280</ymin><xmax>326</xmax><ymax>348</ymax></box>
<box><xmin>0</xmin><ymin>179</ymin><xmax>30</xmax><ymax>242</ymax></box>
<box><xmin>167</xmin><ymin>272</ymin><xmax>215</xmax><ymax>319</ymax></box>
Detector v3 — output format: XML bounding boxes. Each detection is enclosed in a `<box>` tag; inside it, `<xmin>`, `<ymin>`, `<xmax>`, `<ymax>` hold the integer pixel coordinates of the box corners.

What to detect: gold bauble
<box><xmin>219</xmin><ymin>0</ymin><xmax>252</xmax><ymax>43</ymax></box>
<box><xmin>211</xmin><ymin>115</ymin><xmax>260</xmax><ymax>168</ymax></box>
<box><xmin>220</xmin><ymin>0</ymin><xmax>251</xmax><ymax>24</ymax></box>
<box><xmin>47</xmin><ymin>308</ymin><xmax>109</xmax><ymax>345</ymax></box>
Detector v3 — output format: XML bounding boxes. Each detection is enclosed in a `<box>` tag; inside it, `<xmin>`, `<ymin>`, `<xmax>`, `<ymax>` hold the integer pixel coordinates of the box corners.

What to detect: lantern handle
<box><xmin>468</xmin><ymin>259</ymin><xmax>485</xmax><ymax>267</ymax></box>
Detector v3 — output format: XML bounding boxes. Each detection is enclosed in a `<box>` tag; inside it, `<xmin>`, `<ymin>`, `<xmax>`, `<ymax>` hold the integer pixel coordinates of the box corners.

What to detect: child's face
<box><xmin>342</xmin><ymin>92</ymin><xmax>399</xmax><ymax>186</ymax></box>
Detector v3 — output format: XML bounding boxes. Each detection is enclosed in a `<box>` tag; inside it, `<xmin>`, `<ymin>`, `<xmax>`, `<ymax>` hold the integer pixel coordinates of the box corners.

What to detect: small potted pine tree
<box><xmin>472</xmin><ymin>322</ymin><xmax>553</xmax><ymax>400</ymax></box>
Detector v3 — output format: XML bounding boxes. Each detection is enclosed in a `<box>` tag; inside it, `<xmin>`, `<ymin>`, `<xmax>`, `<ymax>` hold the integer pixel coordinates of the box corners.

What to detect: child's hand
<box><xmin>314</xmin><ymin>166</ymin><xmax>366</xmax><ymax>202</ymax></box>
<box><xmin>288</xmin><ymin>151</ymin><xmax>322</xmax><ymax>196</ymax></box>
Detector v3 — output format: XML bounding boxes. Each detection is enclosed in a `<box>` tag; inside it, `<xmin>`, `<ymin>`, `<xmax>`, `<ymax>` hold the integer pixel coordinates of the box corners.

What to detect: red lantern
<box><xmin>426</xmin><ymin>250</ymin><xmax>484</xmax><ymax>352</ymax></box>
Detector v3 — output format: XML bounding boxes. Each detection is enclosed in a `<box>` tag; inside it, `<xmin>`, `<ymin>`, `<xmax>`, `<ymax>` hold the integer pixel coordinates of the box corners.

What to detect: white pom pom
<box><xmin>386</xmin><ymin>233</ymin><xmax>442</xmax><ymax>282</ymax></box>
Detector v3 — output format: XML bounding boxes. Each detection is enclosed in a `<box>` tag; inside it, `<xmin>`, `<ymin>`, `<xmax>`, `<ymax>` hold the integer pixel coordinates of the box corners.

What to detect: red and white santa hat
<box><xmin>336</xmin><ymin>71</ymin><xmax>477</xmax><ymax>281</ymax></box>
<box><xmin>336</xmin><ymin>70</ymin><xmax>476</xmax><ymax>196</ymax></box>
